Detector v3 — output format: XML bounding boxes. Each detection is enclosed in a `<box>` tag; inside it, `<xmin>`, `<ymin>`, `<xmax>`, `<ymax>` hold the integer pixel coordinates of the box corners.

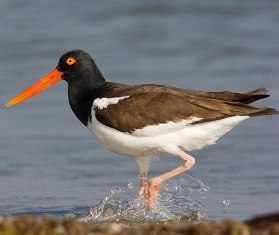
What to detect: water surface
<box><xmin>0</xmin><ymin>0</ymin><xmax>279</xmax><ymax>221</ymax></box>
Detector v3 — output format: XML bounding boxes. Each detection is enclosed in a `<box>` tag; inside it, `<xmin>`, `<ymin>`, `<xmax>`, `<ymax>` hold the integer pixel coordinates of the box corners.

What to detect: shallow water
<box><xmin>1</xmin><ymin>0</ymin><xmax>279</xmax><ymax>221</ymax></box>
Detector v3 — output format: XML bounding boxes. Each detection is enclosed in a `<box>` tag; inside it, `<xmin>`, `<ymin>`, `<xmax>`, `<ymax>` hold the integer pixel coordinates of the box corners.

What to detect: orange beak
<box><xmin>6</xmin><ymin>68</ymin><xmax>64</xmax><ymax>107</ymax></box>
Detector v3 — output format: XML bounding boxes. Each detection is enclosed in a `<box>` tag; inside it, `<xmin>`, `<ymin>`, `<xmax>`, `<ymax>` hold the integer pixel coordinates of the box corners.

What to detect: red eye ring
<box><xmin>66</xmin><ymin>57</ymin><xmax>76</xmax><ymax>65</ymax></box>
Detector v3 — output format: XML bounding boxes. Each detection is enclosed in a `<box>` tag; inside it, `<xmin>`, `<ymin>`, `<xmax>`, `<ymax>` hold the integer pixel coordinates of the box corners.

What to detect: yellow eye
<box><xmin>66</xmin><ymin>57</ymin><xmax>76</xmax><ymax>65</ymax></box>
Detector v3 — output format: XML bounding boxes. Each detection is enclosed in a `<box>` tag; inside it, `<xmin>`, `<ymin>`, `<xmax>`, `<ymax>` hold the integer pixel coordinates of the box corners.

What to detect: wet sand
<box><xmin>0</xmin><ymin>213</ymin><xmax>278</xmax><ymax>235</ymax></box>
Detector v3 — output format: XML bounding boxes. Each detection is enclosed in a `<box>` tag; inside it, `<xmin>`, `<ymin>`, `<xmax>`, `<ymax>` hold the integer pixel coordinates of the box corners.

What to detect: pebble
<box><xmin>0</xmin><ymin>213</ymin><xmax>277</xmax><ymax>235</ymax></box>
<box><xmin>108</xmin><ymin>223</ymin><xmax>122</xmax><ymax>234</ymax></box>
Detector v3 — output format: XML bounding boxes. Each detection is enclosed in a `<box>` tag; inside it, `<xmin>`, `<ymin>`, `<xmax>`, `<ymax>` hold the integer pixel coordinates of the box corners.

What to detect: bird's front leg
<box><xmin>144</xmin><ymin>151</ymin><xmax>195</xmax><ymax>210</ymax></box>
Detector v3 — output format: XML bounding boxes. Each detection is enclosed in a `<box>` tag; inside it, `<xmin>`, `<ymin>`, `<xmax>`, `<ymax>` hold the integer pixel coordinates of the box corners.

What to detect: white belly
<box><xmin>87</xmin><ymin>115</ymin><xmax>249</xmax><ymax>157</ymax></box>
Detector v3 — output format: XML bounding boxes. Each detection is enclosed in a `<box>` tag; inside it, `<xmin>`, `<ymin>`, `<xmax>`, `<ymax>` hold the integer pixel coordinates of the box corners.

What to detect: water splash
<box><xmin>222</xmin><ymin>199</ymin><xmax>231</xmax><ymax>206</ymax></box>
<box><xmin>80</xmin><ymin>174</ymin><xmax>209</xmax><ymax>223</ymax></box>
<box><xmin>127</xmin><ymin>182</ymin><xmax>134</xmax><ymax>189</ymax></box>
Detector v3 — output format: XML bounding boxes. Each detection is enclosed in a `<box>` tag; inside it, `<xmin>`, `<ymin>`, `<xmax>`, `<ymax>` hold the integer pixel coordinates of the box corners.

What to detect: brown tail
<box><xmin>184</xmin><ymin>87</ymin><xmax>278</xmax><ymax>117</ymax></box>
<box><xmin>241</xmin><ymin>88</ymin><xmax>269</xmax><ymax>104</ymax></box>
<box><xmin>186</xmin><ymin>87</ymin><xmax>270</xmax><ymax>104</ymax></box>
<box><xmin>214</xmin><ymin>88</ymin><xmax>279</xmax><ymax>117</ymax></box>
<box><xmin>250</xmin><ymin>107</ymin><xmax>279</xmax><ymax>117</ymax></box>
<box><xmin>243</xmin><ymin>88</ymin><xmax>279</xmax><ymax>116</ymax></box>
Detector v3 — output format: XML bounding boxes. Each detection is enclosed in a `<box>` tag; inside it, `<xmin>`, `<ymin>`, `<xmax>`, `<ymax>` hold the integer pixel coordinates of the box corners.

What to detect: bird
<box><xmin>6</xmin><ymin>49</ymin><xmax>279</xmax><ymax>209</ymax></box>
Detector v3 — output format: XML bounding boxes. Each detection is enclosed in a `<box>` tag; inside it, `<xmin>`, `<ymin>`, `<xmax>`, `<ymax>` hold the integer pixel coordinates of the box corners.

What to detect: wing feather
<box><xmin>94</xmin><ymin>84</ymin><xmax>272</xmax><ymax>135</ymax></box>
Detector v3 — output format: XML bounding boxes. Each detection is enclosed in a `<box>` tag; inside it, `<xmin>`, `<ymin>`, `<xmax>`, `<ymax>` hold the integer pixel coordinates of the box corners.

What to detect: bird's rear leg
<box><xmin>144</xmin><ymin>151</ymin><xmax>195</xmax><ymax>210</ymax></box>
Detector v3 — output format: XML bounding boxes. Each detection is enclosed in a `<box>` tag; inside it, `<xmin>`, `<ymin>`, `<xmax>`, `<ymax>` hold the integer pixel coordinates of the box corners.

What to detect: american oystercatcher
<box><xmin>6</xmin><ymin>50</ymin><xmax>279</xmax><ymax>209</ymax></box>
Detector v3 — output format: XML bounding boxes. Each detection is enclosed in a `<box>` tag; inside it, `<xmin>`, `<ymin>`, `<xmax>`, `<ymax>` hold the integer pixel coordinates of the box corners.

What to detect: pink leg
<box><xmin>144</xmin><ymin>151</ymin><xmax>195</xmax><ymax>209</ymax></box>
<box><xmin>137</xmin><ymin>171</ymin><xmax>147</xmax><ymax>196</ymax></box>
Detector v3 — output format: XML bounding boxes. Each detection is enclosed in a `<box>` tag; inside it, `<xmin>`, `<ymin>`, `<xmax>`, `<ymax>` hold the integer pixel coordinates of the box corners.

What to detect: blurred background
<box><xmin>0</xmin><ymin>0</ymin><xmax>278</xmax><ymax>220</ymax></box>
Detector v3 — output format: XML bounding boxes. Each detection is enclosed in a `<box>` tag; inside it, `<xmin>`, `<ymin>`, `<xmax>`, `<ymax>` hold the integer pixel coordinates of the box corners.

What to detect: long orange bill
<box><xmin>6</xmin><ymin>68</ymin><xmax>64</xmax><ymax>107</ymax></box>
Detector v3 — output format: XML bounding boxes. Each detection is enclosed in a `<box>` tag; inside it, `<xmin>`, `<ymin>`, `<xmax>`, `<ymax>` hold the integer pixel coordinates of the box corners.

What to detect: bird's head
<box><xmin>6</xmin><ymin>50</ymin><xmax>104</xmax><ymax>107</ymax></box>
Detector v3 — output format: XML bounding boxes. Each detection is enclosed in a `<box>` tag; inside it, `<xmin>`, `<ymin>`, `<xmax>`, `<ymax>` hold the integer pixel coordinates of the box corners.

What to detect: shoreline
<box><xmin>0</xmin><ymin>213</ymin><xmax>278</xmax><ymax>235</ymax></box>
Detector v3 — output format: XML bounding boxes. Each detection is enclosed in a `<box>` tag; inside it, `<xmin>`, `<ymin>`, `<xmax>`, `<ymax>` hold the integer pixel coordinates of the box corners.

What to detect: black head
<box><xmin>55</xmin><ymin>50</ymin><xmax>108</xmax><ymax>125</ymax></box>
<box><xmin>57</xmin><ymin>50</ymin><xmax>105</xmax><ymax>85</ymax></box>
<box><xmin>6</xmin><ymin>50</ymin><xmax>106</xmax><ymax>108</ymax></box>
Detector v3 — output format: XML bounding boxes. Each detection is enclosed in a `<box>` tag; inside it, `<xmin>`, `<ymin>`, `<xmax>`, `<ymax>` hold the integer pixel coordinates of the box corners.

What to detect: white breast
<box><xmin>87</xmin><ymin>113</ymin><xmax>249</xmax><ymax>157</ymax></box>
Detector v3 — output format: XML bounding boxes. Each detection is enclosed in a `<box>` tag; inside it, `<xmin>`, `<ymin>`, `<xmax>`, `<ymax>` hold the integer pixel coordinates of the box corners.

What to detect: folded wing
<box><xmin>94</xmin><ymin>85</ymin><xmax>278</xmax><ymax>136</ymax></box>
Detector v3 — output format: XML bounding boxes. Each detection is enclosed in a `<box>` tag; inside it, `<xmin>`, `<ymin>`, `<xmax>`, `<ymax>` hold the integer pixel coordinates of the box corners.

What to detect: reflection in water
<box><xmin>80</xmin><ymin>174</ymin><xmax>209</xmax><ymax>223</ymax></box>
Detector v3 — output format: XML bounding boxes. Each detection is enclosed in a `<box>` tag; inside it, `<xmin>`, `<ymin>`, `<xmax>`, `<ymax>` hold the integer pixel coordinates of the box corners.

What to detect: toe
<box><xmin>137</xmin><ymin>187</ymin><xmax>145</xmax><ymax>196</ymax></box>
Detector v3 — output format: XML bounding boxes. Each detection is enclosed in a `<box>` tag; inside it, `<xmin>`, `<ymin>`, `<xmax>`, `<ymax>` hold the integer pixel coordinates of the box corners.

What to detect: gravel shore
<box><xmin>0</xmin><ymin>213</ymin><xmax>278</xmax><ymax>235</ymax></box>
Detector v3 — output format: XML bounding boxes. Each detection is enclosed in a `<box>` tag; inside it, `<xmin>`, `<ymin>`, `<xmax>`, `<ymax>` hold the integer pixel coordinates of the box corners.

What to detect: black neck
<box><xmin>68</xmin><ymin>82</ymin><xmax>104</xmax><ymax>126</ymax></box>
<box><xmin>65</xmin><ymin>58</ymin><xmax>108</xmax><ymax>126</ymax></box>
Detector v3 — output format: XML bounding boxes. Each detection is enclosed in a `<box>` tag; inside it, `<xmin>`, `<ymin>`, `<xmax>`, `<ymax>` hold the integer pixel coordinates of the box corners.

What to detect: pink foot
<box><xmin>144</xmin><ymin>178</ymin><xmax>162</xmax><ymax>210</ymax></box>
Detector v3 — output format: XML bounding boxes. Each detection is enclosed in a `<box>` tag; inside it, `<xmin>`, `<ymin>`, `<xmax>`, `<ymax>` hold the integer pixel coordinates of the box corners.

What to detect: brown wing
<box><xmin>95</xmin><ymin>84</ymin><xmax>277</xmax><ymax>133</ymax></box>
<box><xmin>105</xmin><ymin>84</ymin><xmax>269</xmax><ymax>103</ymax></box>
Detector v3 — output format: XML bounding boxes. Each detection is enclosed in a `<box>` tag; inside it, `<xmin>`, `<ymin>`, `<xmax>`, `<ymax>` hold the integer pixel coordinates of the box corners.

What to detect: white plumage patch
<box><xmin>87</xmin><ymin>113</ymin><xmax>249</xmax><ymax>158</ymax></box>
<box><xmin>93</xmin><ymin>96</ymin><xmax>129</xmax><ymax>110</ymax></box>
<box><xmin>132</xmin><ymin>117</ymin><xmax>203</xmax><ymax>136</ymax></box>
